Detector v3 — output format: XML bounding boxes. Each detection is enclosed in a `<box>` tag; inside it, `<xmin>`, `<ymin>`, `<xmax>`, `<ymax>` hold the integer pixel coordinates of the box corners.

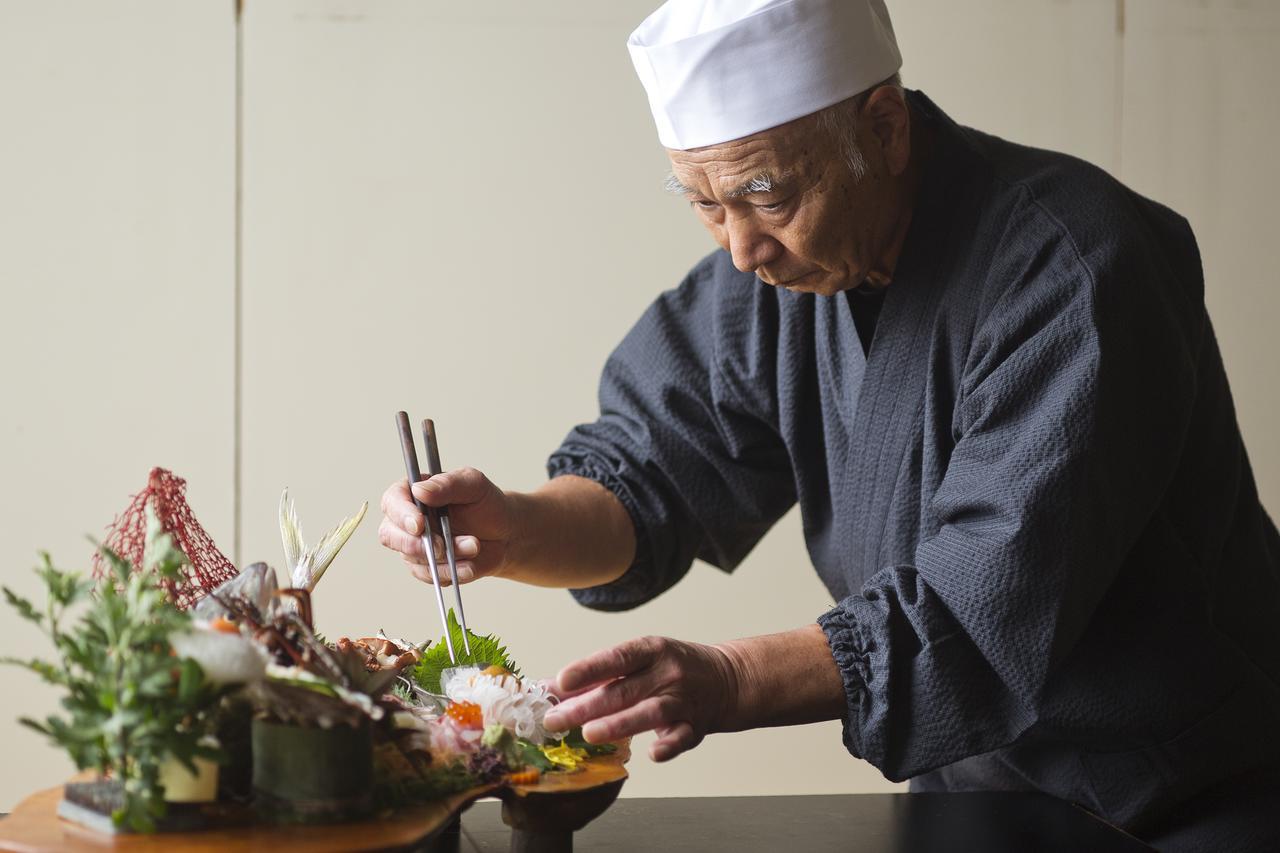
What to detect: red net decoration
<box><xmin>92</xmin><ymin>467</ymin><xmax>238</xmax><ymax>609</ymax></box>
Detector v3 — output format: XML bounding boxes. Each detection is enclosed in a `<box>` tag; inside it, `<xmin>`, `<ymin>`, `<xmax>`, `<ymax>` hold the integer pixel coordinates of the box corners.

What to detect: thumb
<box><xmin>411</xmin><ymin>466</ymin><xmax>492</xmax><ymax>508</ymax></box>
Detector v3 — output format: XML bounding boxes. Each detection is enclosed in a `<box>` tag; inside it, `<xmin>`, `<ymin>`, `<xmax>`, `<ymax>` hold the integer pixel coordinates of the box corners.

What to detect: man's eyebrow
<box><xmin>663</xmin><ymin>172</ymin><xmax>697</xmax><ymax>196</ymax></box>
<box><xmin>662</xmin><ymin>170</ymin><xmax>793</xmax><ymax>199</ymax></box>
<box><xmin>725</xmin><ymin>171</ymin><xmax>792</xmax><ymax>199</ymax></box>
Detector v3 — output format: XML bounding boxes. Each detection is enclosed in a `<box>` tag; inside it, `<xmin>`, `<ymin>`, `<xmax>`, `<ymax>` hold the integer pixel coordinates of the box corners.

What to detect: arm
<box><xmin>379</xmin><ymin>256</ymin><xmax>794</xmax><ymax>601</ymax></box>
<box><xmin>720</xmin><ymin>624</ymin><xmax>848</xmax><ymax>730</ymax></box>
<box><xmin>377</xmin><ymin>470</ymin><xmax>634</xmax><ymax>590</ymax></box>
<box><xmin>543</xmin><ymin>624</ymin><xmax>846</xmax><ymax>762</ymax></box>
<box><xmin>546</xmin><ymin>259</ymin><xmax>795</xmax><ymax>610</ymax></box>
<box><xmin>503</xmin><ymin>475</ymin><xmax>635</xmax><ymax>588</ymax></box>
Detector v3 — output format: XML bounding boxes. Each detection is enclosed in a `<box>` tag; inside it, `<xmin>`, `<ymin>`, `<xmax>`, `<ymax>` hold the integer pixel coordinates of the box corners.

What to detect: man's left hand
<box><xmin>542</xmin><ymin>635</ymin><xmax>739</xmax><ymax>763</ymax></box>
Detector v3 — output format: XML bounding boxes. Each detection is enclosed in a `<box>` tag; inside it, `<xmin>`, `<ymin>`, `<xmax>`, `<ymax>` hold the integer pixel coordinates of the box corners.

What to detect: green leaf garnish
<box><xmin>513</xmin><ymin>738</ymin><xmax>555</xmax><ymax>772</ymax></box>
<box><xmin>411</xmin><ymin>609</ymin><xmax>519</xmax><ymax>694</ymax></box>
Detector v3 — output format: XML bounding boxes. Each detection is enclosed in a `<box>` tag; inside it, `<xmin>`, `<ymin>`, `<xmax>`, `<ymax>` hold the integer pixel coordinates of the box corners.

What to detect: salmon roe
<box><xmin>446</xmin><ymin>701</ymin><xmax>483</xmax><ymax>729</ymax></box>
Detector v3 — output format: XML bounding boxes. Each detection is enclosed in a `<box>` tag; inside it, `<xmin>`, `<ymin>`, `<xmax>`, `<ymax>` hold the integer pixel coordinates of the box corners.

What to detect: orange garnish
<box><xmin>506</xmin><ymin>769</ymin><xmax>541</xmax><ymax>785</ymax></box>
<box><xmin>446</xmin><ymin>701</ymin><xmax>483</xmax><ymax>729</ymax></box>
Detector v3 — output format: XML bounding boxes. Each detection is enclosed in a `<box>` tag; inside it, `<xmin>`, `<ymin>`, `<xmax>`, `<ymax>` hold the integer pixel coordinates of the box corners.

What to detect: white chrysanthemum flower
<box><xmin>442</xmin><ymin>666</ymin><xmax>564</xmax><ymax>745</ymax></box>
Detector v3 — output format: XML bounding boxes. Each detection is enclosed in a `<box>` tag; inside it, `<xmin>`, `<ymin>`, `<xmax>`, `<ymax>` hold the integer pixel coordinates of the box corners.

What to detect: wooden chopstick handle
<box><xmin>422</xmin><ymin>418</ymin><xmax>444</xmax><ymax>477</ymax></box>
<box><xmin>395</xmin><ymin>411</ymin><xmax>430</xmax><ymax>514</ymax></box>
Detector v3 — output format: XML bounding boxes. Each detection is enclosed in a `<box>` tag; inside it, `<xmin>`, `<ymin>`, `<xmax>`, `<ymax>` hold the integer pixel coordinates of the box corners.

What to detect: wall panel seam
<box><xmin>1114</xmin><ymin>0</ymin><xmax>1126</xmax><ymax>177</ymax></box>
<box><xmin>233</xmin><ymin>0</ymin><xmax>244</xmax><ymax>566</ymax></box>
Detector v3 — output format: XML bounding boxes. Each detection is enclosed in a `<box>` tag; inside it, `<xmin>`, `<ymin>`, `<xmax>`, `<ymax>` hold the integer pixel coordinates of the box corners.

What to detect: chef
<box><xmin>379</xmin><ymin>1</ymin><xmax>1280</xmax><ymax>849</ymax></box>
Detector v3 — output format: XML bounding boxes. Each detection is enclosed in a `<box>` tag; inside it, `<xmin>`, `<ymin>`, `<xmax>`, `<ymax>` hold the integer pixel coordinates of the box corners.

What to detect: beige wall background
<box><xmin>1</xmin><ymin>0</ymin><xmax>1276</xmax><ymax>811</ymax></box>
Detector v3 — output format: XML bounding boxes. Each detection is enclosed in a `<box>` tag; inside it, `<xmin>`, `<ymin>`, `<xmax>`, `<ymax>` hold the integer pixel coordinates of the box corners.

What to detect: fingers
<box><xmin>553</xmin><ymin>687</ymin><xmax>698</xmax><ymax>758</ymax></box>
<box><xmin>441</xmin><ymin>558</ymin><xmax>476</xmax><ymax>586</ymax></box>
<box><xmin>406</xmin><ymin>557</ymin><xmax>448</xmax><ymax>587</ymax></box>
<box><xmin>651</xmin><ymin>721</ymin><xmax>700</xmax><ymax>762</ymax></box>
<box><xmin>555</xmin><ymin>636</ymin><xmax>666</xmax><ymax>696</ymax></box>
<box><xmin>544</xmin><ymin>673</ymin><xmax>654</xmax><ymax>732</ymax></box>
<box><xmin>379</xmin><ymin>519</ymin><xmax>431</xmax><ymax>559</ymax></box>
<box><xmin>544</xmin><ymin>635</ymin><xmax>711</xmax><ymax>762</ymax></box>
<box><xmin>382</xmin><ymin>472</ymin><xmax>498</xmax><ymax>589</ymax></box>
<box><xmin>381</xmin><ymin>479</ymin><xmax>424</xmax><ymax>536</ymax></box>
<box><xmin>578</xmin><ymin>696</ymin><xmax>676</xmax><ymax>744</ymax></box>
<box><xmin>404</xmin><ymin>556</ymin><xmax>476</xmax><ymax>587</ymax></box>
<box><xmin>411</xmin><ymin>466</ymin><xmax>492</xmax><ymax>509</ymax></box>
<box><xmin>379</xmin><ymin>520</ymin><xmax>479</xmax><ymax>563</ymax></box>
<box><xmin>379</xmin><ymin>520</ymin><xmax>445</xmax><ymax>561</ymax></box>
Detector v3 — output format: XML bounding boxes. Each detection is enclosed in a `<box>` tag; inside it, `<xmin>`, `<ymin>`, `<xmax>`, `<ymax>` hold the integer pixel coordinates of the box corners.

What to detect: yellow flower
<box><xmin>540</xmin><ymin>739</ymin><xmax>590</xmax><ymax>771</ymax></box>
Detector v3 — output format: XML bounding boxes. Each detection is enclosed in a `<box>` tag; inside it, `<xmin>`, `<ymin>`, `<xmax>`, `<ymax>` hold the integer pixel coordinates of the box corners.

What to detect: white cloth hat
<box><xmin>628</xmin><ymin>0</ymin><xmax>902</xmax><ymax>150</ymax></box>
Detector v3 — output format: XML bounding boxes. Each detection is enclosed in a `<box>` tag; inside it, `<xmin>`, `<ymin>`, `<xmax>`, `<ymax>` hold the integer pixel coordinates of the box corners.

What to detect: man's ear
<box><xmin>863</xmin><ymin>86</ymin><xmax>911</xmax><ymax>177</ymax></box>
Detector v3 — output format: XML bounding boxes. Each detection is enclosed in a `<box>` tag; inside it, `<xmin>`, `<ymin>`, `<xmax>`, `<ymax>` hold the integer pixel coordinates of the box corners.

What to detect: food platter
<box><xmin>0</xmin><ymin>741</ymin><xmax>630</xmax><ymax>852</ymax></box>
<box><xmin>0</xmin><ymin>472</ymin><xmax>632</xmax><ymax>852</ymax></box>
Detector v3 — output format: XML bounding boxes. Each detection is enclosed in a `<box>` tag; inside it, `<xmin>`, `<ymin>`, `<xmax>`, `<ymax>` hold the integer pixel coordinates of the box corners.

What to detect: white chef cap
<box><xmin>628</xmin><ymin>0</ymin><xmax>902</xmax><ymax>150</ymax></box>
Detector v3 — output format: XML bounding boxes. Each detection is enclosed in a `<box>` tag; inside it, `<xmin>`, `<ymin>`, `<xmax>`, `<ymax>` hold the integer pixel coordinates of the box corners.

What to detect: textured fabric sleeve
<box><xmin>819</xmin><ymin>232</ymin><xmax>1206</xmax><ymax>780</ymax></box>
<box><xmin>548</xmin><ymin>258</ymin><xmax>796</xmax><ymax>611</ymax></box>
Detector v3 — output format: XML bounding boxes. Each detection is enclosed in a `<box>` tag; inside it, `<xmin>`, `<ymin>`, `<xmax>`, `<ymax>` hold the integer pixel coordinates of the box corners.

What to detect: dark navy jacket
<box><xmin>549</xmin><ymin>91</ymin><xmax>1280</xmax><ymax>848</ymax></box>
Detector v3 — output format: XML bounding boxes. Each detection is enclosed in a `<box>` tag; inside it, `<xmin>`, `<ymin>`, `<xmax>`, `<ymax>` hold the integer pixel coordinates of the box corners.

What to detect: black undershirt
<box><xmin>847</xmin><ymin>284</ymin><xmax>887</xmax><ymax>357</ymax></box>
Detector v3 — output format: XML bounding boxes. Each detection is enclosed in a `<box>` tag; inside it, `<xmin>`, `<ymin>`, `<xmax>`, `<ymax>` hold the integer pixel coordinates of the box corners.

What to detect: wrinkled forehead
<box><xmin>664</xmin><ymin>114</ymin><xmax>830</xmax><ymax>196</ymax></box>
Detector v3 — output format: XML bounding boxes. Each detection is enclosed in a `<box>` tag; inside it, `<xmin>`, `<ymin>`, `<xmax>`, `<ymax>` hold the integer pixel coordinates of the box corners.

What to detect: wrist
<box><xmin>499</xmin><ymin>476</ymin><xmax>636</xmax><ymax>589</ymax></box>
<box><xmin>712</xmin><ymin>626</ymin><xmax>846</xmax><ymax>731</ymax></box>
<box><xmin>497</xmin><ymin>489</ymin><xmax>536</xmax><ymax>580</ymax></box>
<box><xmin>711</xmin><ymin>640</ymin><xmax>751</xmax><ymax>733</ymax></box>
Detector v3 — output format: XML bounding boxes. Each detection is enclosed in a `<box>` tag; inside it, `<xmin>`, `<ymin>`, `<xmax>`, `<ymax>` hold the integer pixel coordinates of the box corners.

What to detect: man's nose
<box><xmin>725</xmin><ymin>215</ymin><xmax>782</xmax><ymax>274</ymax></box>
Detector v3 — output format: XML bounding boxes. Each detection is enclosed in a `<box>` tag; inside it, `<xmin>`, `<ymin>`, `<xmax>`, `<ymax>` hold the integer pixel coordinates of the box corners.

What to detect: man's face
<box><xmin>665</xmin><ymin>94</ymin><xmax>908</xmax><ymax>296</ymax></box>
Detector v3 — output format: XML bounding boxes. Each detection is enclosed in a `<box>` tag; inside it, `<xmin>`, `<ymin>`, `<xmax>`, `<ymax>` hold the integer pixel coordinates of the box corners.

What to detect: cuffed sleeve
<box><xmin>547</xmin><ymin>255</ymin><xmax>796</xmax><ymax>611</ymax></box>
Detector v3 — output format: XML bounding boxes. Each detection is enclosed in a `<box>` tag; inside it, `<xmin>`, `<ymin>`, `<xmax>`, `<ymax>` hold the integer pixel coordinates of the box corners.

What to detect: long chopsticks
<box><xmin>421</xmin><ymin>418</ymin><xmax>473</xmax><ymax>658</ymax></box>
<box><xmin>394</xmin><ymin>412</ymin><xmax>472</xmax><ymax>663</ymax></box>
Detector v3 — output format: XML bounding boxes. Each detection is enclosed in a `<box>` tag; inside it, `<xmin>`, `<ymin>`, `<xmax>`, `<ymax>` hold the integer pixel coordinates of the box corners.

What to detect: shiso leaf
<box><xmin>513</xmin><ymin>738</ymin><xmax>555</xmax><ymax>772</ymax></box>
<box><xmin>411</xmin><ymin>609</ymin><xmax>519</xmax><ymax>695</ymax></box>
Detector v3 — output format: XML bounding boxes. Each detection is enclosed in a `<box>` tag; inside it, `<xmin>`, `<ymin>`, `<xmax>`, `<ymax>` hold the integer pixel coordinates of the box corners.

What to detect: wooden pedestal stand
<box><xmin>499</xmin><ymin>740</ymin><xmax>631</xmax><ymax>853</ymax></box>
<box><xmin>0</xmin><ymin>742</ymin><xmax>630</xmax><ymax>852</ymax></box>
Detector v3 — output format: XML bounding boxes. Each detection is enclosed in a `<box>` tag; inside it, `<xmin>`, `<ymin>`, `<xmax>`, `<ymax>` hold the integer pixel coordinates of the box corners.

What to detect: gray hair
<box><xmin>814</xmin><ymin>72</ymin><xmax>903</xmax><ymax>181</ymax></box>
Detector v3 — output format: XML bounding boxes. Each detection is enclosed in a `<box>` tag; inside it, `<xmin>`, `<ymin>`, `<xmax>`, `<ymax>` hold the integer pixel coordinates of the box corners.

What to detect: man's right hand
<box><xmin>379</xmin><ymin>470</ymin><xmax>636</xmax><ymax>591</ymax></box>
<box><xmin>378</xmin><ymin>468</ymin><xmax>514</xmax><ymax>586</ymax></box>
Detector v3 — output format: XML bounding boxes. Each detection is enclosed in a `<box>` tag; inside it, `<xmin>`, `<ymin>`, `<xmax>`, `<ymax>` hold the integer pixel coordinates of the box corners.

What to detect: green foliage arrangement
<box><xmin>2</xmin><ymin>512</ymin><xmax>231</xmax><ymax>831</ymax></box>
<box><xmin>412</xmin><ymin>609</ymin><xmax>520</xmax><ymax>694</ymax></box>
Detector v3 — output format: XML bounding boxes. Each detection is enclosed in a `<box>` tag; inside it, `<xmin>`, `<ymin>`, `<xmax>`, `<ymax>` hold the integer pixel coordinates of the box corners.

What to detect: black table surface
<box><xmin>453</xmin><ymin>792</ymin><xmax>1155</xmax><ymax>853</ymax></box>
<box><xmin>0</xmin><ymin>792</ymin><xmax>1156</xmax><ymax>852</ymax></box>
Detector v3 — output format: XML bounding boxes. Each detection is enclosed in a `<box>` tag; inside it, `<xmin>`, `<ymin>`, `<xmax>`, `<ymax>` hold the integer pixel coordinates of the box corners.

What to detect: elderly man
<box><xmin>380</xmin><ymin>1</ymin><xmax>1280</xmax><ymax>848</ymax></box>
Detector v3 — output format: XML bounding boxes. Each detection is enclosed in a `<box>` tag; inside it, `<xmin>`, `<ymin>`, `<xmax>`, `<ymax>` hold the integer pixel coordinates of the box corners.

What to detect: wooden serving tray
<box><xmin>0</xmin><ymin>742</ymin><xmax>630</xmax><ymax>852</ymax></box>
